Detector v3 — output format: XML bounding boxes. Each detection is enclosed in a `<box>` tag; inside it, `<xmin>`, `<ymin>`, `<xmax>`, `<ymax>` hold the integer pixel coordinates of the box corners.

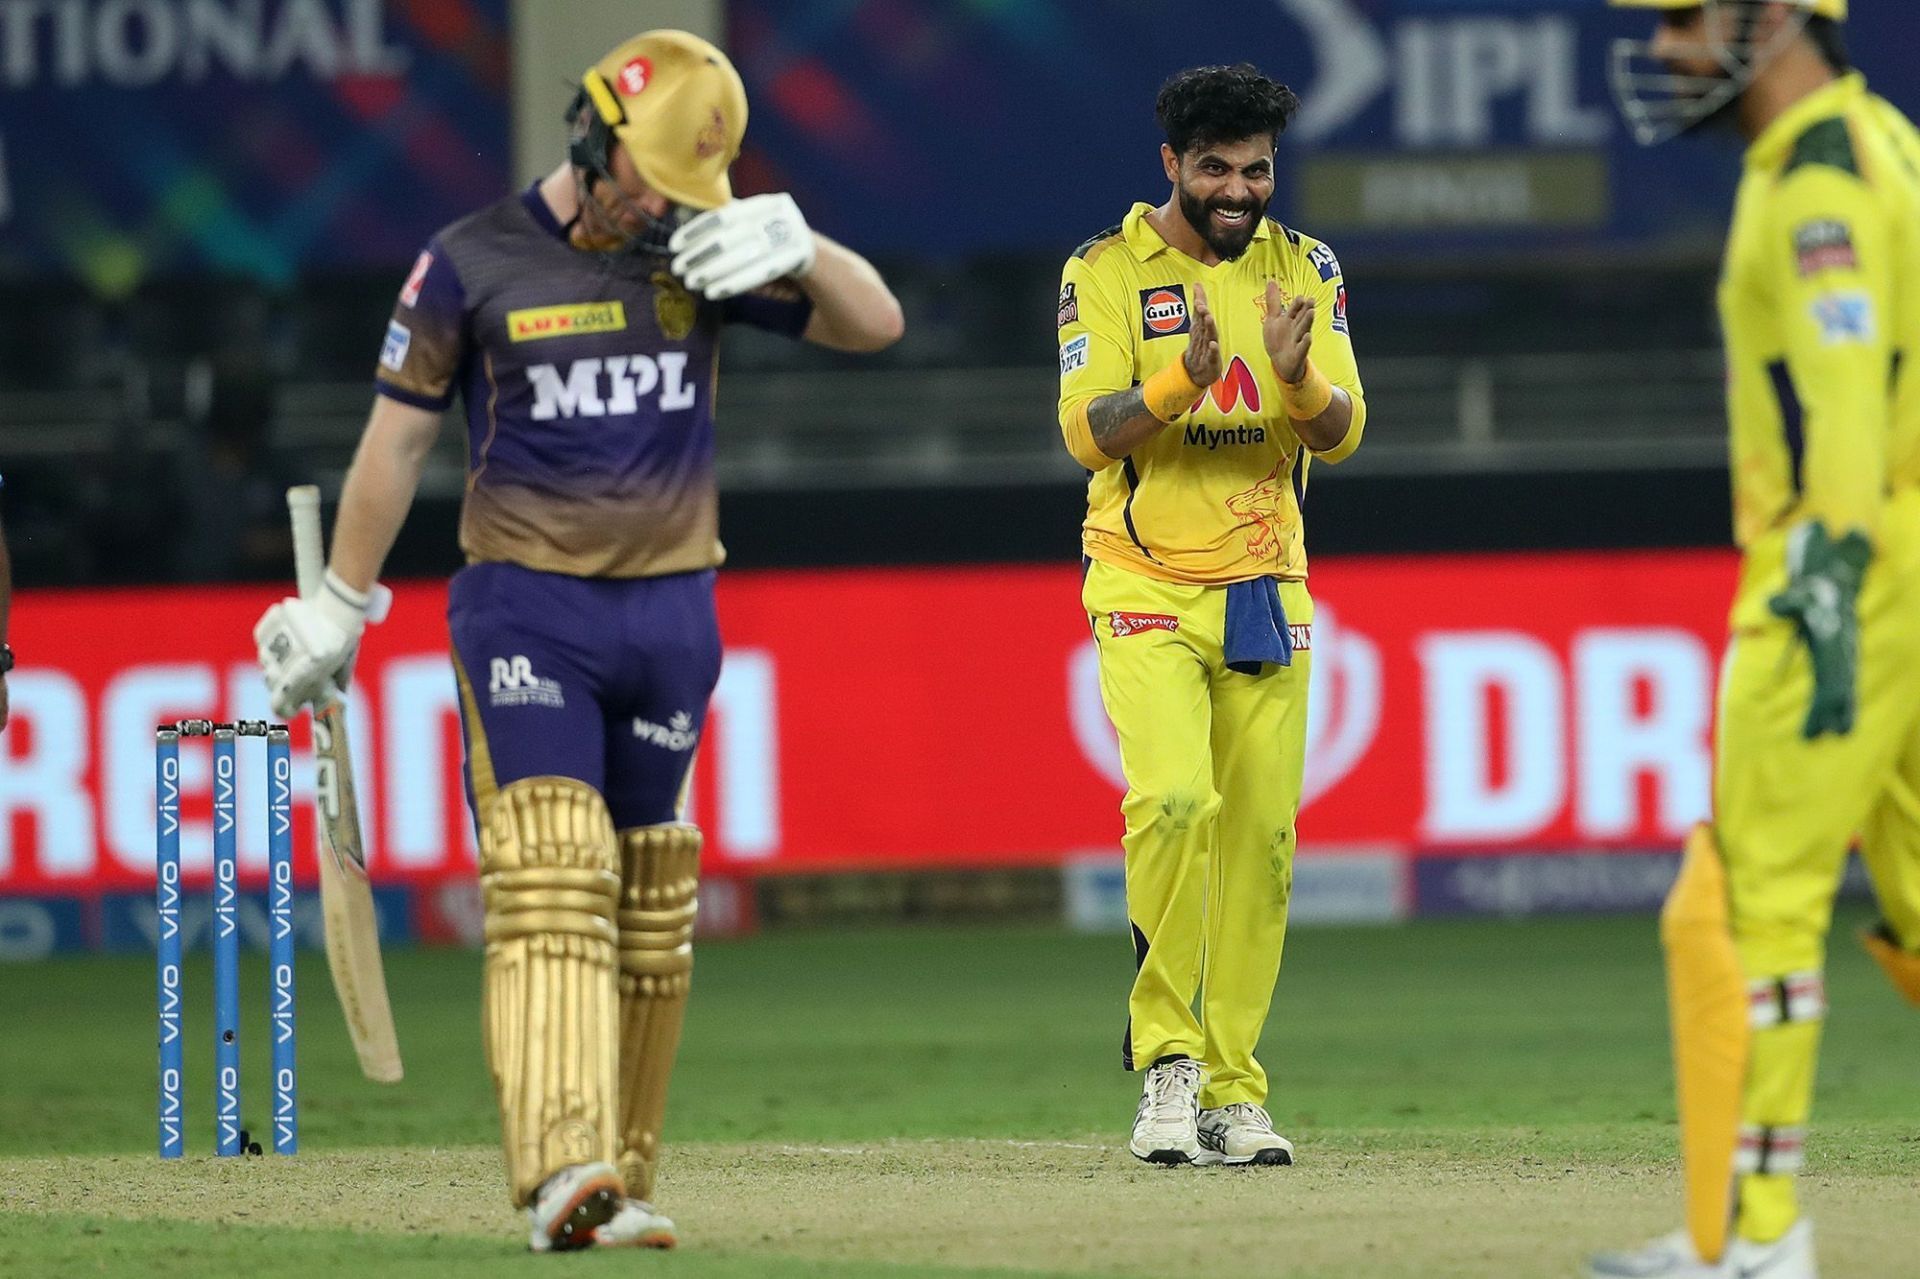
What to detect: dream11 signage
<box><xmin>0</xmin><ymin>551</ymin><xmax>1736</xmax><ymax>898</ymax></box>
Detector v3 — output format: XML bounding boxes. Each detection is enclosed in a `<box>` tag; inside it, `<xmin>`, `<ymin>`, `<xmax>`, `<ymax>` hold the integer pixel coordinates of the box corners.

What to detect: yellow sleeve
<box><xmin>1302</xmin><ymin>243</ymin><xmax>1366</xmax><ymax>464</ymax></box>
<box><xmin>1055</xmin><ymin>254</ymin><xmax>1133</xmax><ymax>472</ymax></box>
<box><xmin>1769</xmin><ymin>164</ymin><xmax>1893</xmax><ymax>540</ymax></box>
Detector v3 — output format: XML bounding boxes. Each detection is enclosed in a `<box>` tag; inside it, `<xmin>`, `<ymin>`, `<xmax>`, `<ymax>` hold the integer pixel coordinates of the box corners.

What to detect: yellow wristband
<box><xmin>1280</xmin><ymin>360</ymin><xmax>1333</xmax><ymax>421</ymax></box>
<box><xmin>1142</xmin><ymin>361</ymin><xmax>1204</xmax><ymax>423</ymax></box>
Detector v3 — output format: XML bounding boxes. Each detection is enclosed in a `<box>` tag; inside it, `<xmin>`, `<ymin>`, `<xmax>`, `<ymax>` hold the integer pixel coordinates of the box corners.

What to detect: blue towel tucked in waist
<box><xmin>1223</xmin><ymin>577</ymin><xmax>1291</xmax><ymax>675</ymax></box>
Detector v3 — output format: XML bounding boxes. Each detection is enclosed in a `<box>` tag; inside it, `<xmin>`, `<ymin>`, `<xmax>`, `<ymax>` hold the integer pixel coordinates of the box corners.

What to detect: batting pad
<box><xmin>1661</xmin><ymin>823</ymin><xmax>1748</xmax><ymax>1264</ymax></box>
<box><xmin>481</xmin><ymin>777</ymin><xmax>622</xmax><ymax>1206</ymax></box>
<box><xmin>614</xmin><ymin>823</ymin><xmax>701</xmax><ymax>1202</ymax></box>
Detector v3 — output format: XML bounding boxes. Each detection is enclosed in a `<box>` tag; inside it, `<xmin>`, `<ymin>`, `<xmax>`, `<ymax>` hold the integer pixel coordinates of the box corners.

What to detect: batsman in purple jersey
<box><xmin>253</xmin><ymin>29</ymin><xmax>902</xmax><ymax>1254</ymax></box>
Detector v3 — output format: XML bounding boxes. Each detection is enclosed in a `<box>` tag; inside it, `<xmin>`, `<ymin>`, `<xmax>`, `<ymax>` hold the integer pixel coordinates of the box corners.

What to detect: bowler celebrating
<box><xmin>253</xmin><ymin>29</ymin><xmax>901</xmax><ymax>1252</ymax></box>
<box><xmin>1056</xmin><ymin>64</ymin><xmax>1365</xmax><ymax>1167</ymax></box>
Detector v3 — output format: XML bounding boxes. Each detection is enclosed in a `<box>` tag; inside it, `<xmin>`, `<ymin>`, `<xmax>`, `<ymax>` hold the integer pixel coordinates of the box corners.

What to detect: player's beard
<box><xmin>1178</xmin><ymin>185</ymin><xmax>1267</xmax><ymax>262</ymax></box>
<box><xmin>570</xmin><ymin>169</ymin><xmax>681</xmax><ymax>261</ymax></box>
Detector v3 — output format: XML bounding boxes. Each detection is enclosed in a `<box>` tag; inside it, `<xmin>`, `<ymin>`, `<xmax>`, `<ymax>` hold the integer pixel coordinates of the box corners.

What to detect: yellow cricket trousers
<box><xmin>1711</xmin><ymin>487</ymin><xmax>1920</xmax><ymax>1241</ymax></box>
<box><xmin>1083</xmin><ymin>557</ymin><xmax>1312</xmax><ymax>1109</ymax></box>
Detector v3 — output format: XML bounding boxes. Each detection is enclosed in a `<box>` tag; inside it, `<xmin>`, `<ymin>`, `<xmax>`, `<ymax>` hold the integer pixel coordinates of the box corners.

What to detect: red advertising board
<box><xmin>0</xmin><ymin>551</ymin><xmax>1738</xmax><ymax>897</ymax></box>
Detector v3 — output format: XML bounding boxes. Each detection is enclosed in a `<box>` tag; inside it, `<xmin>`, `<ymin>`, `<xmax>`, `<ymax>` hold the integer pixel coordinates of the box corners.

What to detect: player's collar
<box><xmin>1123</xmin><ymin>201</ymin><xmax>1272</xmax><ymax>261</ymax></box>
<box><xmin>521</xmin><ymin>181</ymin><xmax>570</xmax><ymax>242</ymax></box>
<box><xmin>1745</xmin><ymin>72</ymin><xmax>1867</xmax><ymax>171</ymax></box>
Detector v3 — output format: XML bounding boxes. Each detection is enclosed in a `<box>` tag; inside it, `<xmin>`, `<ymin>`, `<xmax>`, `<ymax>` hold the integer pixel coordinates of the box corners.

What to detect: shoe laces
<box><xmin>1143</xmin><ymin>1059</ymin><xmax>1203</xmax><ymax>1122</ymax></box>
<box><xmin>1218</xmin><ymin>1102</ymin><xmax>1274</xmax><ymax>1131</ymax></box>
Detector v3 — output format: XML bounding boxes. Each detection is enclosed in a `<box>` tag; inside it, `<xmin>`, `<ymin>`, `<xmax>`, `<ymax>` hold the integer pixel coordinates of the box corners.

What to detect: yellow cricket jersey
<box><xmin>1722</xmin><ymin>73</ymin><xmax>1920</xmax><ymax>621</ymax></box>
<box><xmin>1056</xmin><ymin>203</ymin><xmax>1366</xmax><ymax>585</ymax></box>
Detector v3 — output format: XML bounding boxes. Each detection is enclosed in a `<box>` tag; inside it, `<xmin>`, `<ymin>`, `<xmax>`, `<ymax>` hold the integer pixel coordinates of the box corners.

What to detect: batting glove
<box><xmin>668</xmin><ymin>193</ymin><xmax>816</xmax><ymax>301</ymax></box>
<box><xmin>254</xmin><ymin>570</ymin><xmax>390</xmax><ymax>720</ymax></box>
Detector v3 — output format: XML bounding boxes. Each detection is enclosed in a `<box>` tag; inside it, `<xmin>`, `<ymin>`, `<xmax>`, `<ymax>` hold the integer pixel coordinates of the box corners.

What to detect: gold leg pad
<box><xmin>482</xmin><ymin>777</ymin><xmax>622</xmax><ymax>1206</ymax></box>
<box><xmin>614</xmin><ymin>822</ymin><xmax>701</xmax><ymax>1202</ymax></box>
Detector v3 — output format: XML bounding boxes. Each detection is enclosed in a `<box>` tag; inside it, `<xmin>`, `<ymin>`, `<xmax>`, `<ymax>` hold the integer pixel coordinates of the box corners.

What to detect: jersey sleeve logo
<box><xmin>1140</xmin><ymin>284</ymin><xmax>1191</xmax><ymax>339</ymax></box>
<box><xmin>379</xmin><ymin>320</ymin><xmax>411</xmax><ymax>372</ymax></box>
<box><xmin>1331</xmin><ymin>284</ymin><xmax>1350</xmax><ymax>335</ymax></box>
<box><xmin>1810</xmin><ymin>291</ymin><xmax>1873</xmax><ymax>345</ymax></box>
<box><xmin>399</xmin><ymin>250</ymin><xmax>432</xmax><ymax>308</ymax></box>
<box><xmin>1059</xmin><ymin>333</ymin><xmax>1089</xmax><ymax>375</ymax></box>
<box><xmin>1793</xmin><ymin>219</ymin><xmax>1856</xmax><ymax>276</ymax></box>
<box><xmin>1308</xmin><ymin>242</ymin><xmax>1342</xmax><ymax>281</ymax></box>
<box><xmin>1057</xmin><ymin>281</ymin><xmax>1079</xmax><ymax>329</ymax></box>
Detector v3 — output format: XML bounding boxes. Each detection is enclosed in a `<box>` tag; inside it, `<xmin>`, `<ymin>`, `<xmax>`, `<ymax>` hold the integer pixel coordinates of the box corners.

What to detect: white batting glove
<box><xmin>668</xmin><ymin>193</ymin><xmax>816</xmax><ymax>301</ymax></box>
<box><xmin>254</xmin><ymin>570</ymin><xmax>389</xmax><ymax>720</ymax></box>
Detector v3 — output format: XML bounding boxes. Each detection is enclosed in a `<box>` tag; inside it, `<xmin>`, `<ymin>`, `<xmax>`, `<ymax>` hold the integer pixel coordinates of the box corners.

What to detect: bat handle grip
<box><xmin>288</xmin><ymin>485</ymin><xmax>325</xmax><ymax>601</ymax></box>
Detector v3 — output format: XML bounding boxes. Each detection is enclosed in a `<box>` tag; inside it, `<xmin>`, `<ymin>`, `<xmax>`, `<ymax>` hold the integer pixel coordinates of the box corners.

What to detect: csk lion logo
<box><xmin>1225</xmin><ymin>461</ymin><xmax>1294</xmax><ymax>561</ymax></box>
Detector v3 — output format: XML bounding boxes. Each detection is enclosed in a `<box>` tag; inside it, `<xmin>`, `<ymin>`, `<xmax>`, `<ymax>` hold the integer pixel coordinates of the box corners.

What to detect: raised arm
<box><xmin>798</xmin><ymin>233</ymin><xmax>905</xmax><ymax>353</ymax></box>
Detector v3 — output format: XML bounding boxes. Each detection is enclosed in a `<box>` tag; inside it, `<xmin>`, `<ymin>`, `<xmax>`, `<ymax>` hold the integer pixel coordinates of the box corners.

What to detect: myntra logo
<box><xmin>1194</xmin><ymin>356</ymin><xmax>1262</xmax><ymax>415</ymax></box>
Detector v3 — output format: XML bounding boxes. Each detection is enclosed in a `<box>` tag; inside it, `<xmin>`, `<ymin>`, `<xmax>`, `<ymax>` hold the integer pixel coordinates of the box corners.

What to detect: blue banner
<box><xmin>0</xmin><ymin>888</ymin><xmax>415</xmax><ymax>961</ymax></box>
<box><xmin>0</xmin><ymin>0</ymin><xmax>511</xmax><ymax>288</ymax></box>
<box><xmin>729</xmin><ymin>0</ymin><xmax>1918</xmax><ymax>259</ymax></box>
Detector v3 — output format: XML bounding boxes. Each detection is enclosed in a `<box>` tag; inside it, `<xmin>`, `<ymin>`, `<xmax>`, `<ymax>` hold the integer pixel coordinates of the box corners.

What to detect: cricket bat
<box><xmin>288</xmin><ymin>485</ymin><xmax>404</xmax><ymax>1084</ymax></box>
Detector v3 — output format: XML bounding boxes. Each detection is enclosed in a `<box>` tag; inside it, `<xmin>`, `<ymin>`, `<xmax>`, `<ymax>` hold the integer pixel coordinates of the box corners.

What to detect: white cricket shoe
<box><xmin>1195</xmin><ymin>1102</ymin><xmax>1295</xmax><ymax>1167</ymax></box>
<box><xmin>1588</xmin><ymin>1219</ymin><xmax>1817</xmax><ymax>1278</ymax></box>
<box><xmin>525</xmin><ymin>1161</ymin><xmax>624</xmax><ymax>1253</ymax></box>
<box><xmin>592</xmin><ymin>1197</ymin><xmax>677</xmax><ymax>1249</ymax></box>
<box><xmin>1129</xmin><ymin>1056</ymin><xmax>1206</xmax><ymax>1165</ymax></box>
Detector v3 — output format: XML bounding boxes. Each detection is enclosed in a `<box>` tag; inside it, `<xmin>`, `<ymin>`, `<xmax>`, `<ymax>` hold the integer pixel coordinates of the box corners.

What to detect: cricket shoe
<box><xmin>1587</xmin><ymin>1219</ymin><xmax>1817</xmax><ymax>1278</ymax></box>
<box><xmin>591</xmin><ymin>1197</ymin><xmax>677</xmax><ymax>1249</ymax></box>
<box><xmin>1195</xmin><ymin>1102</ymin><xmax>1295</xmax><ymax>1167</ymax></box>
<box><xmin>1129</xmin><ymin>1056</ymin><xmax>1206</xmax><ymax>1165</ymax></box>
<box><xmin>525</xmin><ymin>1161</ymin><xmax>624</xmax><ymax>1253</ymax></box>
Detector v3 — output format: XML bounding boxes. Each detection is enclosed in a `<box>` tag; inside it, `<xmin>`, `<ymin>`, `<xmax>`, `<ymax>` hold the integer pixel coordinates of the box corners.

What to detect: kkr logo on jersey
<box><xmin>508</xmin><ymin>302</ymin><xmax>628</xmax><ymax>342</ymax></box>
<box><xmin>1140</xmin><ymin>285</ymin><xmax>1190</xmax><ymax>339</ymax></box>
<box><xmin>527</xmin><ymin>352</ymin><xmax>698</xmax><ymax>420</ymax></box>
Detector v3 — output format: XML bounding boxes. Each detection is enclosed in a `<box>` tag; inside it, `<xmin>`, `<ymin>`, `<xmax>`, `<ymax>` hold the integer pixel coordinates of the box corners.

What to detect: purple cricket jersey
<box><xmin>378</xmin><ymin>183</ymin><xmax>810</xmax><ymax>578</ymax></box>
<box><xmin>377</xmin><ymin>183</ymin><xmax>812</xmax><ymax>828</ymax></box>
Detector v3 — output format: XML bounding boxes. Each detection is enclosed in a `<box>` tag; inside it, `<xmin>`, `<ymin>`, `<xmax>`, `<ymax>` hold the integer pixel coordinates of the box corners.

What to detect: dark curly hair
<box><xmin>1155</xmin><ymin>64</ymin><xmax>1300</xmax><ymax>157</ymax></box>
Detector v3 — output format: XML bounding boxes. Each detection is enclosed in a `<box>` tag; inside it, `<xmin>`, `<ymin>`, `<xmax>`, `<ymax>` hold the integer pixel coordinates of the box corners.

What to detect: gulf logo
<box><xmin>1139</xmin><ymin>284</ymin><xmax>1190</xmax><ymax>339</ymax></box>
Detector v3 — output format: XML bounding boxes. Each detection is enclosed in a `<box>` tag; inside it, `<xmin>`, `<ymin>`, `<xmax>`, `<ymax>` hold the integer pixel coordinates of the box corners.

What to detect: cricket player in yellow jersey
<box><xmin>1597</xmin><ymin>4</ymin><xmax>1920</xmax><ymax>1276</ymax></box>
<box><xmin>1056</xmin><ymin>64</ymin><xmax>1365</xmax><ymax>1167</ymax></box>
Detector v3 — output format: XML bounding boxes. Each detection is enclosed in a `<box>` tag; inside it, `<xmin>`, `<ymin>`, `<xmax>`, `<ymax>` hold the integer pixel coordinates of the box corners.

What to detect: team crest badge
<box><xmin>652</xmin><ymin>272</ymin><xmax>698</xmax><ymax>340</ymax></box>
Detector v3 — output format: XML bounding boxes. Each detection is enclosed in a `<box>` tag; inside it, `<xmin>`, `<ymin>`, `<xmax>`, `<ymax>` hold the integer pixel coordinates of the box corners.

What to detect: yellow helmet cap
<box><xmin>1608</xmin><ymin>0</ymin><xmax>1845</xmax><ymax>18</ymax></box>
<box><xmin>582</xmin><ymin>30</ymin><xmax>748</xmax><ymax>211</ymax></box>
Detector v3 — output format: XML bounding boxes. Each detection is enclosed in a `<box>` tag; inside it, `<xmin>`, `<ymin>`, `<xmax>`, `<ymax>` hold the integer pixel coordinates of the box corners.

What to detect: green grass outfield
<box><xmin>2</xmin><ymin>912</ymin><xmax>1915</xmax><ymax>1276</ymax></box>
